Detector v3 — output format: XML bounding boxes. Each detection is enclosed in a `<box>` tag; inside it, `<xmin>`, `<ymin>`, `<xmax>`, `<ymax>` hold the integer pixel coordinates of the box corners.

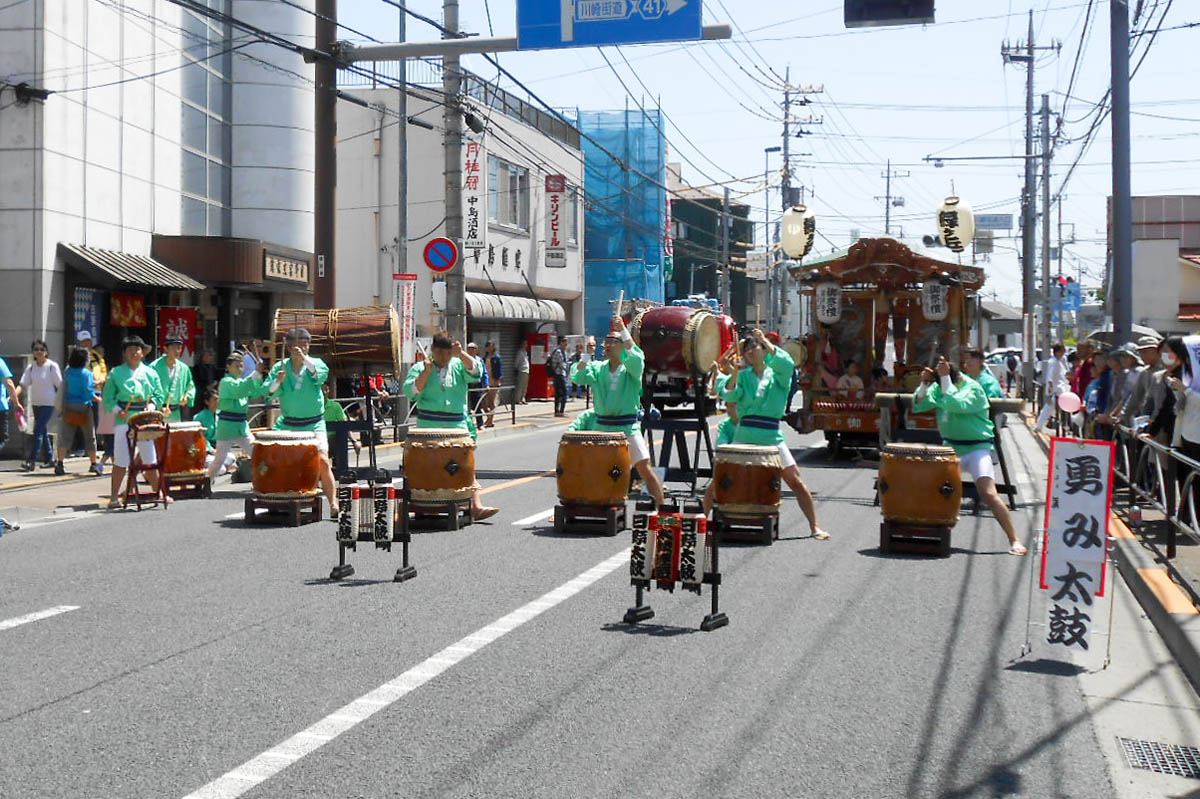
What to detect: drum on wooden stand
<box><xmin>403</xmin><ymin>428</ymin><xmax>477</xmax><ymax>503</ymax></box>
<box><xmin>127</xmin><ymin>410</ymin><xmax>167</xmax><ymax>441</ymax></box>
<box><xmin>156</xmin><ymin>421</ymin><xmax>207</xmax><ymax>477</ymax></box>
<box><xmin>631</xmin><ymin>306</ymin><xmax>723</xmax><ymax>378</ymax></box>
<box><xmin>556</xmin><ymin>431</ymin><xmax>631</xmax><ymax>507</ymax></box>
<box><xmin>712</xmin><ymin>444</ymin><xmax>784</xmax><ymax>516</ymax></box>
<box><xmin>878</xmin><ymin>443</ymin><xmax>961</xmax><ymax>527</ymax></box>
<box><xmin>273</xmin><ymin>305</ymin><xmax>400</xmax><ymax>374</ymax></box>
<box><xmin>252</xmin><ymin>431</ymin><xmax>322</xmax><ymax>498</ymax></box>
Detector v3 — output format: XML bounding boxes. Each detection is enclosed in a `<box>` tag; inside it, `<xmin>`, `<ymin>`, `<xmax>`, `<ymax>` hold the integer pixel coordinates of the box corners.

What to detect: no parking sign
<box><xmin>423</xmin><ymin>238</ymin><xmax>458</xmax><ymax>273</ymax></box>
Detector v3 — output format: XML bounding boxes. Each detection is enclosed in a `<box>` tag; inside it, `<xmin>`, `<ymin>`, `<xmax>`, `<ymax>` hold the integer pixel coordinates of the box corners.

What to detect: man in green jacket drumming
<box><xmin>711</xmin><ymin>329</ymin><xmax>829</xmax><ymax>539</ymax></box>
<box><xmin>102</xmin><ymin>336</ymin><xmax>168</xmax><ymax>509</ymax></box>
<box><xmin>403</xmin><ymin>330</ymin><xmax>498</xmax><ymax>521</ymax></box>
<box><xmin>569</xmin><ymin>315</ymin><xmax>666</xmax><ymax>509</ymax></box>
<box><xmin>266</xmin><ymin>328</ymin><xmax>338</xmax><ymax>515</ymax></box>
<box><xmin>913</xmin><ymin>355</ymin><xmax>1027</xmax><ymax>555</ymax></box>
<box><xmin>150</xmin><ymin>335</ymin><xmax>195</xmax><ymax>421</ymax></box>
<box><xmin>962</xmin><ymin>348</ymin><xmax>1005</xmax><ymax>399</ymax></box>
<box><xmin>206</xmin><ymin>352</ymin><xmax>268</xmax><ymax>479</ymax></box>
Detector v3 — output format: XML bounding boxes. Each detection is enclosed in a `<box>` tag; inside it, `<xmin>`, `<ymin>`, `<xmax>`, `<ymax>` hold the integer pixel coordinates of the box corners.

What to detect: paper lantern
<box><xmin>937</xmin><ymin>196</ymin><xmax>975</xmax><ymax>254</ymax></box>
<box><xmin>815</xmin><ymin>280</ymin><xmax>842</xmax><ymax>325</ymax></box>
<box><xmin>781</xmin><ymin>205</ymin><xmax>817</xmax><ymax>259</ymax></box>
<box><xmin>921</xmin><ymin>280</ymin><xmax>950</xmax><ymax>321</ymax></box>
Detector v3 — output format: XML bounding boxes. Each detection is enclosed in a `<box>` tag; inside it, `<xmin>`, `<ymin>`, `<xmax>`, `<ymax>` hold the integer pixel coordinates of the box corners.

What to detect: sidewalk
<box><xmin>1024</xmin><ymin>414</ymin><xmax>1200</xmax><ymax>695</ymax></box>
<box><xmin>0</xmin><ymin>396</ymin><xmax>590</xmax><ymax>523</ymax></box>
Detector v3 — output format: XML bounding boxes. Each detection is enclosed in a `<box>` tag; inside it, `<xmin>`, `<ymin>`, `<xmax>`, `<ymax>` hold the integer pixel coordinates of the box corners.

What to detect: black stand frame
<box><xmin>553</xmin><ymin>502</ymin><xmax>628</xmax><ymax>536</ymax></box>
<box><xmin>640</xmin><ymin>378</ymin><xmax>714</xmax><ymax>493</ymax></box>
<box><xmin>709</xmin><ymin>507</ymin><xmax>780</xmax><ymax>546</ymax></box>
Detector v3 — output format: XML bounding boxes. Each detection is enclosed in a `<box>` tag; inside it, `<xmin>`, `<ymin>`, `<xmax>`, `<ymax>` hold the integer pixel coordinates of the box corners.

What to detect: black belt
<box><xmin>417</xmin><ymin>409</ymin><xmax>465</xmax><ymax>423</ymax></box>
<box><xmin>597</xmin><ymin>414</ymin><xmax>638</xmax><ymax>426</ymax></box>
<box><xmin>281</xmin><ymin>414</ymin><xmax>323</xmax><ymax>427</ymax></box>
<box><xmin>122</xmin><ymin>402</ymin><xmax>147</xmax><ymax>413</ymax></box>
<box><xmin>218</xmin><ymin>411</ymin><xmax>247</xmax><ymax>423</ymax></box>
<box><xmin>740</xmin><ymin>415</ymin><xmax>780</xmax><ymax>431</ymax></box>
<box><xmin>943</xmin><ymin>438</ymin><xmax>993</xmax><ymax>446</ymax></box>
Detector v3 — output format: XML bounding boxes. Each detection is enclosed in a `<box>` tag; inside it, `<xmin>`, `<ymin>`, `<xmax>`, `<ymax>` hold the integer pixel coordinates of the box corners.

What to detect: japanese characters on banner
<box><xmin>1040</xmin><ymin>438</ymin><xmax>1115</xmax><ymax>652</ymax></box>
<box><xmin>462</xmin><ymin>138</ymin><xmax>486</xmax><ymax>252</ymax></box>
<box><xmin>73</xmin><ymin>287</ymin><xmax>102</xmax><ymax>343</ymax></box>
<box><xmin>663</xmin><ymin>197</ymin><xmax>674</xmax><ymax>280</ymax></box>
<box><xmin>156</xmin><ymin>307</ymin><xmax>198</xmax><ymax>363</ymax></box>
<box><xmin>921</xmin><ymin>280</ymin><xmax>950</xmax><ymax>321</ymax></box>
<box><xmin>111</xmin><ymin>292</ymin><xmax>147</xmax><ymax>328</ymax></box>
<box><xmin>544</xmin><ymin>174</ymin><xmax>567</xmax><ymax>269</ymax></box>
<box><xmin>815</xmin><ymin>280</ymin><xmax>843</xmax><ymax>325</ymax></box>
<box><xmin>392</xmin><ymin>272</ymin><xmax>417</xmax><ymax>364</ymax></box>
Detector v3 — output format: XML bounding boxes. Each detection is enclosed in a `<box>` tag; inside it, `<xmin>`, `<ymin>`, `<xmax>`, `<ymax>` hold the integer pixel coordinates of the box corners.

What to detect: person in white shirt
<box><xmin>19</xmin><ymin>339</ymin><xmax>62</xmax><ymax>469</ymax></box>
<box><xmin>514</xmin><ymin>345</ymin><xmax>530</xmax><ymax>404</ymax></box>
<box><xmin>1034</xmin><ymin>342</ymin><xmax>1069</xmax><ymax>432</ymax></box>
<box><xmin>835</xmin><ymin>359</ymin><xmax>865</xmax><ymax>401</ymax></box>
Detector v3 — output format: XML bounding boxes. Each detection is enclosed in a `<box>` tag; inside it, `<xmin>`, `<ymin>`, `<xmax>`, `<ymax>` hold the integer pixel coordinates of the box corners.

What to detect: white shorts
<box><xmin>777</xmin><ymin>442</ymin><xmax>797</xmax><ymax>470</ymax></box>
<box><xmin>627</xmin><ymin>431</ymin><xmax>651</xmax><ymax>465</ymax></box>
<box><xmin>958</xmin><ymin>448</ymin><xmax>996</xmax><ymax>482</ymax></box>
<box><xmin>113</xmin><ymin>424</ymin><xmax>159</xmax><ymax>469</ymax></box>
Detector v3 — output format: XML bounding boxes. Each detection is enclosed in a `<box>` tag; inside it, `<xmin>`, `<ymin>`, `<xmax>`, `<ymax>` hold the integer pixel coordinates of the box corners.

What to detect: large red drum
<box><xmin>631</xmin><ymin>306</ymin><xmax>724</xmax><ymax>378</ymax></box>
<box><xmin>252</xmin><ymin>431</ymin><xmax>321</xmax><ymax>498</ymax></box>
<box><xmin>156</xmin><ymin>421</ymin><xmax>207</xmax><ymax>477</ymax></box>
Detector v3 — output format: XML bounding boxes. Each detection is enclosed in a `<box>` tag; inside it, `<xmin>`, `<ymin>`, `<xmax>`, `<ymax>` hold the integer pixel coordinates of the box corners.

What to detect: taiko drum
<box><xmin>556</xmin><ymin>431</ymin><xmax>631</xmax><ymax>507</ymax></box>
<box><xmin>252</xmin><ymin>431</ymin><xmax>321</xmax><ymax>497</ymax></box>
<box><xmin>878</xmin><ymin>443</ymin><xmax>962</xmax><ymax>527</ymax></box>
<box><xmin>404</xmin><ymin>427</ymin><xmax>477</xmax><ymax>503</ymax></box>
<box><xmin>156</xmin><ymin>421</ymin><xmax>207</xmax><ymax>477</ymax></box>
<box><xmin>712</xmin><ymin>444</ymin><xmax>784</xmax><ymax>516</ymax></box>
<box><xmin>126</xmin><ymin>410</ymin><xmax>167</xmax><ymax>441</ymax></box>
<box><xmin>631</xmin><ymin>306</ymin><xmax>723</xmax><ymax>378</ymax></box>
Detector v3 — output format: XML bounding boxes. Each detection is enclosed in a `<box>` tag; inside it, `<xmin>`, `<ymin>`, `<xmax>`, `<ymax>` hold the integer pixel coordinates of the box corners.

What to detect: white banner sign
<box><xmin>545</xmin><ymin>173</ymin><xmax>567</xmax><ymax>269</ymax></box>
<box><xmin>1040</xmin><ymin>438</ymin><xmax>1115</xmax><ymax>652</ymax></box>
<box><xmin>463</xmin><ymin>138</ymin><xmax>486</xmax><ymax>251</ymax></box>
<box><xmin>392</xmin><ymin>273</ymin><xmax>417</xmax><ymax>364</ymax></box>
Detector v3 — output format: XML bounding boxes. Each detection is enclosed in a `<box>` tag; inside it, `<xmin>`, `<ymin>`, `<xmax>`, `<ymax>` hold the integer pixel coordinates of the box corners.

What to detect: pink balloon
<box><xmin>1057</xmin><ymin>391</ymin><xmax>1082</xmax><ymax>413</ymax></box>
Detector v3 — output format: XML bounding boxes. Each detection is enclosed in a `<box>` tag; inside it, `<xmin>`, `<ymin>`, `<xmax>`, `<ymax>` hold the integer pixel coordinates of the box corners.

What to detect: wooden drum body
<box><xmin>879</xmin><ymin>443</ymin><xmax>962</xmax><ymax>527</ymax></box>
<box><xmin>404</xmin><ymin>428</ymin><xmax>477</xmax><ymax>503</ymax></box>
<box><xmin>556</xmin><ymin>431</ymin><xmax>631</xmax><ymax>507</ymax></box>
<box><xmin>157</xmin><ymin>421</ymin><xmax>207</xmax><ymax>477</ymax></box>
<box><xmin>127</xmin><ymin>410</ymin><xmax>167</xmax><ymax>441</ymax></box>
<box><xmin>712</xmin><ymin>444</ymin><xmax>784</xmax><ymax>516</ymax></box>
<box><xmin>252</xmin><ymin>431</ymin><xmax>321</xmax><ymax>498</ymax></box>
<box><xmin>632</xmin><ymin>306</ymin><xmax>722</xmax><ymax>378</ymax></box>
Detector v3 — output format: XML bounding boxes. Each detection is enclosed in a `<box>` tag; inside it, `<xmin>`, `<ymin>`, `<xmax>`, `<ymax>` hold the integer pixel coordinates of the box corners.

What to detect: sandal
<box><xmin>1009</xmin><ymin>542</ymin><xmax>1029</xmax><ymax>556</ymax></box>
<box><xmin>472</xmin><ymin>507</ymin><xmax>499</xmax><ymax>521</ymax></box>
<box><xmin>812</xmin><ymin>528</ymin><xmax>831</xmax><ymax>541</ymax></box>
<box><xmin>106</xmin><ymin>499</ymin><xmax>122</xmax><ymax>510</ymax></box>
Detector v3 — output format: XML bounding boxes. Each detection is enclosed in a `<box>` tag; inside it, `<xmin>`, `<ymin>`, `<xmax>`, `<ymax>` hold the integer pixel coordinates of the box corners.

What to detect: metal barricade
<box><xmin>1111</xmin><ymin>424</ymin><xmax>1200</xmax><ymax>559</ymax></box>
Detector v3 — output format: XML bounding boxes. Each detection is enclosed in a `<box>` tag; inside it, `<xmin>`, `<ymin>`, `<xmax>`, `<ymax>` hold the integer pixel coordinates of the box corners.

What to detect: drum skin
<box><xmin>127</xmin><ymin>410</ymin><xmax>167</xmax><ymax>441</ymax></box>
<box><xmin>273</xmin><ymin>305</ymin><xmax>401</xmax><ymax>374</ymax></box>
<box><xmin>157</xmin><ymin>422</ymin><xmax>206</xmax><ymax>476</ymax></box>
<box><xmin>879</xmin><ymin>443</ymin><xmax>961</xmax><ymax>526</ymax></box>
<box><xmin>556</xmin><ymin>431</ymin><xmax>631</xmax><ymax>507</ymax></box>
<box><xmin>404</xmin><ymin>428</ymin><xmax>477</xmax><ymax>502</ymax></box>
<box><xmin>713</xmin><ymin>444</ymin><xmax>784</xmax><ymax>515</ymax></box>
<box><xmin>632</xmin><ymin>306</ymin><xmax>722</xmax><ymax>378</ymax></box>
<box><xmin>252</xmin><ymin>432</ymin><xmax>321</xmax><ymax>497</ymax></box>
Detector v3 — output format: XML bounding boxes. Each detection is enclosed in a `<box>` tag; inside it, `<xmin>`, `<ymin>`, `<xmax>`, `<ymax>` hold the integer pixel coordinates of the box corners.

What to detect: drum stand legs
<box><xmin>330</xmin><ymin>544</ymin><xmax>355</xmax><ymax>581</ymax></box>
<box><xmin>623</xmin><ymin>583</ymin><xmax>655</xmax><ymax>624</ymax></box>
<box><xmin>700</xmin><ymin>535</ymin><xmax>728</xmax><ymax>632</ymax></box>
<box><xmin>328</xmin><ymin>481</ymin><xmax>418</xmax><ymax>583</ymax></box>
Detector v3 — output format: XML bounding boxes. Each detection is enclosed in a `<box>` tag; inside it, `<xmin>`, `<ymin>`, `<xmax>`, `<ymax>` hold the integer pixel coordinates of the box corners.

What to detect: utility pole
<box><xmin>1040</xmin><ymin>94</ymin><xmax>1053</xmax><ymax>353</ymax></box>
<box><xmin>1111</xmin><ymin>0</ymin><xmax>1133</xmax><ymax>345</ymax></box>
<box><xmin>1057</xmin><ymin>195</ymin><xmax>1066</xmax><ymax>344</ymax></box>
<box><xmin>720</xmin><ymin>187</ymin><xmax>731</xmax><ymax>312</ymax></box>
<box><xmin>314</xmin><ymin>0</ymin><xmax>336</xmax><ymax>308</ymax></box>
<box><xmin>442</xmin><ymin>0</ymin><xmax>466</xmax><ymax>342</ymax></box>
<box><xmin>876</xmin><ymin>160</ymin><xmax>909</xmax><ymax>236</ymax></box>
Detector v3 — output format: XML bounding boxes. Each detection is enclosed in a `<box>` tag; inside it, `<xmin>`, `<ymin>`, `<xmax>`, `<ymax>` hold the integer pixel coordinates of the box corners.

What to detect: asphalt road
<box><xmin>0</xmin><ymin>417</ymin><xmax>1179</xmax><ymax>798</ymax></box>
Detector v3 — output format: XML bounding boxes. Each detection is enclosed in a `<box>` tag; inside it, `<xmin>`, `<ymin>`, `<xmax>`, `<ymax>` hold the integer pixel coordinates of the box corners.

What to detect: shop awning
<box><xmin>465</xmin><ymin>292</ymin><xmax>565</xmax><ymax>323</ymax></box>
<box><xmin>58</xmin><ymin>243</ymin><xmax>206</xmax><ymax>290</ymax></box>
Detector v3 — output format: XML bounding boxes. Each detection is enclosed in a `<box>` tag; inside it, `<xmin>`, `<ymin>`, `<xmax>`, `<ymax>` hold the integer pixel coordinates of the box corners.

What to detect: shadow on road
<box><xmin>1004</xmin><ymin>658</ymin><xmax>1086</xmax><ymax>677</ymax></box>
<box><xmin>600</xmin><ymin>622</ymin><xmax>698</xmax><ymax>637</ymax></box>
<box><xmin>855</xmin><ymin>546</ymin><xmax>1009</xmax><ymax>560</ymax></box>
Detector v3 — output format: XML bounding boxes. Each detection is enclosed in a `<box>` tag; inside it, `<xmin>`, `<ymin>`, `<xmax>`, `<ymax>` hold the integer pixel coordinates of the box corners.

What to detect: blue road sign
<box><xmin>975</xmin><ymin>213</ymin><xmax>1013</xmax><ymax>231</ymax></box>
<box><xmin>518</xmin><ymin>0</ymin><xmax>703</xmax><ymax>51</ymax></box>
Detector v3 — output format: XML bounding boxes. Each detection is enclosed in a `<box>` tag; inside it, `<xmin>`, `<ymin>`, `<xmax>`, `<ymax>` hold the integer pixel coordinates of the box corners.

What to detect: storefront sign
<box><xmin>545</xmin><ymin>174</ymin><xmax>567</xmax><ymax>269</ymax></box>
<box><xmin>111</xmin><ymin>292</ymin><xmax>147</xmax><ymax>327</ymax></box>
<box><xmin>392</xmin><ymin>273</ymin><xmax>417</xmax><ymax>364</ymax></box>
<box><xmin>463</xmin><ymin>138</ymin><xmax>487</xmax><ymax>251</ymax></box>
<box><xmin>156</xmin><ymin>307</ymin><xmax>198</xmax><ymax>362</ymax></box>
<box><xmin>664</xmin><ymin>197</ymin><xmax>674</xmax><ymax>280</ymax></box>
<box><xmin>1040</xmin><ymin>438</ymin><xmax>1114</xmax><ymax>651</ymax></box>
<box><xmin>264</xmin><ymin>253</ymin><xmax>309</xmax><ymax>285</ymax></box>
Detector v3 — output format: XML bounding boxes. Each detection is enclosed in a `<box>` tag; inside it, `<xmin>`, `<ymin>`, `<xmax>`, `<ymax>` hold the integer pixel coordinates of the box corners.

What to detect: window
<box><xmin>487</xmin><ymin>155</ymin><xmax>530</xmax><ymax>231</ymax></box>
<box><xmin>566</xmin><ymin>187</ymin><xmax>579</xmax><ymax>244</ymax></box>
<box><xmin>179</xmin><ymin>8</ymin><xmax>232</xmax><ymax>236</ymax></box>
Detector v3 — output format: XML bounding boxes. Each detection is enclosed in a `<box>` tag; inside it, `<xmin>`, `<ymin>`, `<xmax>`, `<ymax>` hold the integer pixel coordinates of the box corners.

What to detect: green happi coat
<box><xmin>569</xmin><ymin>344</ymin><xmax>645</xmax><ymax>435</ymax></box>
<box><xmin>194</xmin><ymin>408</ymin><xmax>218</xmax><ymax>450</ymax></box>
<box><xmin>403</xmin><ymin>357</ymin><xmax>482</xmax><ymax>439</ymax></box>
<box><xmin>714</xmin><ymin>373</ymin><xmax>736</xmax><ymax>446</ymax></box>
<box><xmin>101</xmin><ymin>363</ymin><xmax>165</xmax><ymax>417</ymax></box>
<box><xmin>720</xmin><ymin>347</ymin><xmax>795</xmax><ymax>447</ymax></box>
<box><xmin>150</xmin><ymin>356</ymin><xmax>195</xmax><ymax>421</ymax></box>
<box><xmin>912</xmin><ymin>375</ymin><xmax>995</xmax><ymax>455</ymax></box>
<box><xmin>268</xmin><ymin>356</ymin><xmax>330</xmax><ymax>434</ymax></box>
<box><xmin>974</xmin><ymin>368</ymin><xmax>1004</xmax><ymax>399</ymax></box>
<box><xmin>216</xmin><ymin>374</ymin><xmax>267</xmax><ymax>441</ymax></box>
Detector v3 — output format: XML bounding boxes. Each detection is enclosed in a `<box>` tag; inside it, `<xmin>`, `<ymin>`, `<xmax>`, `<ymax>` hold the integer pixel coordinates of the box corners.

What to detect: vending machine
<box><xmin>525</xmin><ymin>332</ymin><xmax>555</xmax><ymax>400</ymax></box>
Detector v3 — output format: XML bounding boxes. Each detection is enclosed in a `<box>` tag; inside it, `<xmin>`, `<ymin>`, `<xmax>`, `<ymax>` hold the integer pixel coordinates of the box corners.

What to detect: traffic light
<box><xmin>845</xmin><ymin>0</ymin><xmax>935</xmax><ymax>28</ymax></box>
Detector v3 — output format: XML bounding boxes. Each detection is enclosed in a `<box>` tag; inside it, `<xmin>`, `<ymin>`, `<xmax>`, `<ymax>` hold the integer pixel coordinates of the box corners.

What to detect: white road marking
<box><xmin>180</xmin><ymin>548</ymin><xmax>630</xmax><ymax>799</ymax></box>
<box><xmin>0</xmin><ymin>605</ymin><xmax>80</xmax><ymax>632</ymax></box>
<box><xmin>512</xmin><ymin>507</ymin><xmax>555</xmax><ymax>526</ymax></box>
<box><xmin>15</xmin><ymin>511</ymin><xmax>91</xmax><ymax>530</ymax></box>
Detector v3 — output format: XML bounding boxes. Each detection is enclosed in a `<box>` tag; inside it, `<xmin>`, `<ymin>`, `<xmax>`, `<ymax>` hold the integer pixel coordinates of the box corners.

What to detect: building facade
<box><xmin>1107</xmin><ymin>195</ymin><xmax>1200</xmax><ymax>335</ymax></box>
<box><xmin>0</xmin><ymin>0</ymin><xmax>315</xmax><ymax>366</ymax></box>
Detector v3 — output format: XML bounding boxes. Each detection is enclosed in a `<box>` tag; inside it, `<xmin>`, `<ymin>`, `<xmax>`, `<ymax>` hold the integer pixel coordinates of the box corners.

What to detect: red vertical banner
<box><xmin>157</xmin><ymin>307</ymin><xmax>198</xmax><ymax>363</ymax></box>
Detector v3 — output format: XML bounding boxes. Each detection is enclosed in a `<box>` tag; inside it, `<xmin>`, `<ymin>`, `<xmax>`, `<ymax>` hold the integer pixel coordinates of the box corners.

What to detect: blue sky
<box><xmin>339</xmin><ymin>1</ymin><xmax>1196</xmax><ymax>307</ymax></box>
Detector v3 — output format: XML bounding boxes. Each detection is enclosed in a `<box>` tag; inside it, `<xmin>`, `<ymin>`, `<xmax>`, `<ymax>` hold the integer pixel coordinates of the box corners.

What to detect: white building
<box><xmin>0</xmin><ymin>0</ymin><xmax>316</xmax><ymax>362</ymax></box>
<box><xmin>336</xmin><ymin>64</ymin><xmax>585</xmax><ymax>376</ymax></box>
<box><xmin>1107</xmin><ymin>195</ymin><xmax>1200</xmax><ymax>335</ymax></box>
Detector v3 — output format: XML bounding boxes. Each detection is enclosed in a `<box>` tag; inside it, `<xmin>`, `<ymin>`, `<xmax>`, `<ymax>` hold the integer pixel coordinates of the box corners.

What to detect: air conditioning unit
<box><xmin>198</xmin><ymin>291</ymin><xmax>219</xmax><ymax>320</ymax></box>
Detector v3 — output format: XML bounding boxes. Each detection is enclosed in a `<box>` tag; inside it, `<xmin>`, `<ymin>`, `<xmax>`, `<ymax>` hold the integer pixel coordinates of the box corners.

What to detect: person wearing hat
<box><xmin>206</xmin><ymin>352</ymin><xmax>269</xmax><ymax>480</ymax></box>
<box><xmin>1034</xmin><ymin>342</ymin><xmax>1069</xmax><ymax>432</ymax></box>
<box><xmin>1123</xmin><ymin>334</ymin><xmax>1163</xmax><ymax>428</ymax></box>
<box><xmin>76</xmin><ymin>330</ymin><xmax>107</xmax><ymax>388</ymax></box>
<box><xmin>266</xmin><ymin>328</ymin><xmax>339</xmax><ymax>515</ymax></box>
<box><xmin>150</xmin><ymin>335</ymin><xmax>195</xmax><ymax>422</ymax></box>
<box><xmin>1108</xmin><ymin>343</ymin><xmax>1147</xmax><ymax>426</ymax></box>
<box><xmin>101</xmin><ymin>335</ymin><xmax>167</xmax><ymax>509</ymax></box>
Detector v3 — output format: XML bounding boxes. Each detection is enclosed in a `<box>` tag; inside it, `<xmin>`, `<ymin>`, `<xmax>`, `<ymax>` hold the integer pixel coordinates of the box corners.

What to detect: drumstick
<box><xmin>614</xmin><ymin>290</ymin><xmax>624</xmax><ymax>326</ymax></box>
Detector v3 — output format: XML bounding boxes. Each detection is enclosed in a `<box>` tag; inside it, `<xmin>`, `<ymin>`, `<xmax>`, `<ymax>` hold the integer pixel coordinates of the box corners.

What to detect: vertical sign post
<box><xmin>545</xmin><ymin>174</ymin><xmax>567</xmax><ymax>268</ymax></box>
<box><xmin>463</xmin><ymin>138</ymin><xmax>487</xmax><ymax>252</ymax></box>
<box><xmin>392</xmin><ymin>273</ymin><xmax>418</xmax><ymax>364</ymax></box>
